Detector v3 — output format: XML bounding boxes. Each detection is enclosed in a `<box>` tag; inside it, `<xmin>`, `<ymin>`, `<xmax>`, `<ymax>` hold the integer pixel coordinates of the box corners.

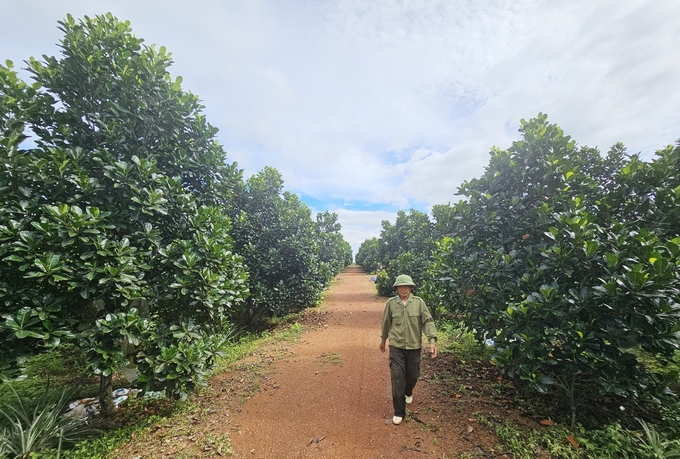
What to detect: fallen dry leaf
<box><xmin>540</xmin><ymin>419</ymin><xmax>554</xmax><ymax>426</ymax></box>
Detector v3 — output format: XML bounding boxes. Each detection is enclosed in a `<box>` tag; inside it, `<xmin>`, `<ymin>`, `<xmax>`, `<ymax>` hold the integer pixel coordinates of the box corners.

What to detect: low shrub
<box><xmin>0</xmin><ymin>386</ymin><xmax>96</xmax><ymax>458</ymax></box>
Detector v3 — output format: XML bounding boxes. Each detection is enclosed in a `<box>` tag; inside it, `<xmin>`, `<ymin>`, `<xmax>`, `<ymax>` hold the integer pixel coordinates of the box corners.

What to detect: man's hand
<box><xmin>379</xmin><ymin>342</ymin><xmax>386</xmax><ymax>353</ymax></box>
<box><xmin>430</xmin><ymin>343</ymin><xmax>437</xmax><ymax>358</ymax></box>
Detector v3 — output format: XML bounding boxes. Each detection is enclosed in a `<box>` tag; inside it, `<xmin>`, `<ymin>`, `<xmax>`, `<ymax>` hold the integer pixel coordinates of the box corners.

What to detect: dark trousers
<box><xmin>389</xmin><ymin>346</ymin><xmax>421</xmax><ymax>417</ymax></box>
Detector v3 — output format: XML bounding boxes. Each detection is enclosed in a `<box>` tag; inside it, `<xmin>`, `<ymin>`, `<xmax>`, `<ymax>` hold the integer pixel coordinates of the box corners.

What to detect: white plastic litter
<box><xmin>113</xmin><ymin>395</ymin><xmax>128</xmax><ymax>407</ymax></box>
<box><xmin>64</xmin><ymin>388</ymin><xmax>142</xmax><ymax>421</ymax></box>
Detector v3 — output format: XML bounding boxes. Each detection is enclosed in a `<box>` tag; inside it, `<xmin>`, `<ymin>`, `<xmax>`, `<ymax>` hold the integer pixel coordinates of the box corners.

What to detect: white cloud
<box><xmin>2</xmin><ymin>0</ymin><xmax>679</xmax><ymax>254</ymax></box>
<box><xmin>333</xmin><ymin>209</ymin><xmax>396</xmax><ymax>256</ymax></box>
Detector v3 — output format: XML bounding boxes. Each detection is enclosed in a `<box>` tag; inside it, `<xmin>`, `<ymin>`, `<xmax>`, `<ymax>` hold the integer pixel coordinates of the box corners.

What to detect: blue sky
<box><xmin>2</xmin><ymin>0</ymin><xmax>679</xmax><ymax>254</ymax></box>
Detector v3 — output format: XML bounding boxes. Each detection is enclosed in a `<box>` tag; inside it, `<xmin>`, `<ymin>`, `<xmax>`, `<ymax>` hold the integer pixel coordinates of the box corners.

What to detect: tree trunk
<box><xmin>99</xmin><ymin>373</ymin><xmax>114</xmax><ymax>417</ymax></box>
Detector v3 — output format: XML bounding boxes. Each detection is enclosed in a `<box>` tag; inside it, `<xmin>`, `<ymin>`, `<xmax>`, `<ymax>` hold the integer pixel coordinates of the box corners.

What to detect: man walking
<box><xmin>380</xmin><ymin>274</ymin><xmax>437</xmax><ymax>425</ymax></box>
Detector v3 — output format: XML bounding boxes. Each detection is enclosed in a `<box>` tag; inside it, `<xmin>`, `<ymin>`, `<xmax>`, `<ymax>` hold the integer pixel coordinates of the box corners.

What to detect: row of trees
<box><xmin>228</xmin><ymin>168</ymin><xmax>352</xmax><ymax>323</ymax></box>
<box><xmin>357</xmin><ymin>114</ymin><xmax>680</xmax><ymax>423</ymax></box>
<box><xmin>355</xmin><ymin>204</ymin><xmax>455</xmax><ymax>301</ymax></box>
<box><xmin>0</xmin><ymin>14</ymin><xmax>351</xmax><ymax>413</ymax></box>
<box><xmin>355</xmin><ymin>209</ymin><xmax>437</xmax><ymax>297</ymax></box>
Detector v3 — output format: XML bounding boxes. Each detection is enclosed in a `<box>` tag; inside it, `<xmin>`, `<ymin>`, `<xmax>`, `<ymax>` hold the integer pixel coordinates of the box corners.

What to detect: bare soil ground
<box><xmin>114</xmin><ymin>266</ymin><xmax>548</xmax><ymax>458</ymax></box>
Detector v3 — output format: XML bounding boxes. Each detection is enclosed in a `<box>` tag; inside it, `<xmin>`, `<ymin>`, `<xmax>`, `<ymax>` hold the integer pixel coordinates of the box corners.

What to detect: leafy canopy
<box><xmin>428</xmin><ymin>114</ymin><xmax>680</xmax><ymax>423</ymax></box>
<box><xmin>0</xmin><ymin>14</ymin><xmax>248</xmax><ymax>407</ymax></box>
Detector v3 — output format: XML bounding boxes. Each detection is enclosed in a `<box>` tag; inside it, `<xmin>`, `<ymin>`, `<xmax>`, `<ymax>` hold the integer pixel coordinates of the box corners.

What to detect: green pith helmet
<box><xmin>393</xmin><ymin>274</ymin><xmax>416</xmax><ymax>288</ymax></box>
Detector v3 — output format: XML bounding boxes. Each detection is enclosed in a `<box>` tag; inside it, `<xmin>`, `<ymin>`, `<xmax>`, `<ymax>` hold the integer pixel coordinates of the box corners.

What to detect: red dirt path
<box><xmin>229</xmin><ymin>266</ymin><xmax>502</xmax><ymax>458</ymax></box>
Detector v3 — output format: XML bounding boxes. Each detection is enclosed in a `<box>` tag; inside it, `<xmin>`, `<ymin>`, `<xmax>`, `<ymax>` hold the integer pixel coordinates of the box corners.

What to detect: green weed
<box><xmin>436</xmin><ymin>321</ymin><xmax>492</xmax><ymax>362</ymax></box>
<box><xmin>213</xmin><ymin>334</ymin><xmax>258</xmax><ymax>374</ymax></box>
<box><xmin>637</xmin><ymin>419</ymin><xmax>680</xmax><ymax>458</ymax></box>
<box><xmin>479</xmin><ymin>414</ymin><xmax>669</xmax><ymax>459</ymax></box>
<box><xmin>273</xmin><ymin>322</ymin><xmax>303</xmax><ymax>342</ymax></box>
<box><xmin>0</xmin><ymin>385</ymin><xmax>97</xmax><ymax>458</ymax></box>
<box><xmin>490</xmin><ymin>419</ymin><xmax>582</xmax><ymax>458</ymax></box>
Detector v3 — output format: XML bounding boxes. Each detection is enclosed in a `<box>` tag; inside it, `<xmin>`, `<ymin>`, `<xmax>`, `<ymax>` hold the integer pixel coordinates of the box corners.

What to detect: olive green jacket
<box><xmin>380</xmin><ymin>294</ymin><xmax>437</xmax><ymax>350</ymax></box>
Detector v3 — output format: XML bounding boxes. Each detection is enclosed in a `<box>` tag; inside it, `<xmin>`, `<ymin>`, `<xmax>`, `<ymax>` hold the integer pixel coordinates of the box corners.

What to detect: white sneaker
<box><xmin>405</xmin><ymin>395</ymin><xmax>413</xmax><ymax>404</ymax></box>
<box><xmin>392</xmin><ymin>416</ymin><xmax>403</xmax><ymax>425</ymax></box>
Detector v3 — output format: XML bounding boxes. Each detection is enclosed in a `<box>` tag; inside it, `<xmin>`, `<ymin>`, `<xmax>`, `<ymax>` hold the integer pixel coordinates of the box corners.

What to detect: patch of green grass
<box><xmin>436</xmin><ymin>321</ymin><xmax>492</xmax><ymax>362</ymax></box>
<box><xmin>315</xmin><ymin>353</ymin><xmax>342</xmax><ymax>366</ymax></box>
<box><xmin>481</xmin><ymin>417</ymin><xmax>581</xmax><ymax>459</ymax></box>
<box><xmin>273</xmin><ymin>322</ymin><xmax>303</xmax><ymax>342</ymax></box>
<box><xmin>635</xmin><ymin>349</ymin><xmax>680</xmax><ymax>392</ymax></box>
<box><xmin>22</xmin><ymin>343</ymin><xmax>88</xmax><ymax>380</ymax></box>
<box><xmin>478</xmin><ymin>414</ymin><xmax>658</xmax><ymax>459</ymax></box>
<box><xmin>214</xmin><ymin>334</ymin><xmax>260</xmax><ymax>373</ymax></box>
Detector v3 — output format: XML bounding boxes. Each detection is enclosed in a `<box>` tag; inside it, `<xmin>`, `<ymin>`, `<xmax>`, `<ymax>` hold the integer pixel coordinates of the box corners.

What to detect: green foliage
<box><xmin>379</xmin><ymin>209</ymin><xmax>435</xmax><ymax>262</ymax></box>
<box><xmin>315</xmin><ymin>211</ymin><xmax>353</xmax><ymax>273</ymax></box>
<box><xmin>578</xmin><ymin>422</ymin><xmax>642</xmax><ymax>459</ymax></box>
<box><xmin>482</xmin><ymin>417</ymin><xmax>677</xmax><ymax>459</ymax></box>
<box><xmin>355</xmin><ymin>237</ymin><xmax>381</xmax><ymax>273</ymax></box>
<box><xmin>342</xmin><ymin>243</ymin><xmax>354</xmax><ymax>267</ymax></box>
<box><xmin>635</xmin><ymin>350</ymin><xmax>680</xmax><ymax>395</ymax></box>
<box><xmin>488</xmin><ymin>419</ymin><xmax>583</xmax><ymax>458</ymax></box>
<box><xmin>273</xmin><ymin>322</ymin><xmax>304</xmax><ymax>342</ymax></box>
<box><xmin>54</xmin><ymin>427</ymin><xmax>136</xmax><ymax>459</ymax></box>
<box><xmin>436</xmin><ymin>321</ymin><xmax>492</xmax><ymax>363</ymax></box>
<box><xmin>0</xmin><ymin>345</ymin><xmax>97</xmax><ymax>421</ymax></box>
<box><xmin>374</xmin><ymin>269</ymin><xmax>392</xmax><ymax>297</ymax></box>
<box><xmin>637</xmin><ymin>419</ymin><xmax>680</xmax><ymax>458</ymax></box>
<box><xmin>0</xmin><ymin>13</ymin><xmax>248</xmax><ymax>411</ymax></box>
<box><xmin>227</xmin><ymin>167</ymin><xmax>350</xmax><ymax>325</ymax></box>
<box><xmin>1</xmin><ymin>12</ymin><xmax>351</xmax><ymax>410</ymax></box>
<box><xmin>135</xmin><ymin>321</ymin><xmax>230</xmax><ymax>400</ymax></box>
<box><xmin>375</xmin><ymin>252</ymin><xmax>424</xmax><ymax>297</ymax></box>
<box><xmin>658</xmin><ymin>398</ymin><xmax>680</xmax><ymax>439</ymax></box>
<box><xmin>427</xmin><ymin>114</ymin><xmax>680</xmax><ymax>424</ymax></box>
<box><xmin>0</xmin><ymin>386</ymin><xmax>97</xmax><ymax>458</ymax></box>
<box><xmin>1</xmin><ymin>11</ymin><xmax>353</xmax><ymax>455</ymax></box>
<box><xmin>21</xmin><ymin>344</ymin><xmax>87</xmax><ymax>382</ymax></box>
<box><xmin>366</xmin><ymin>209</ymin><xmax>436</xmax><ymax>298</ymax></box>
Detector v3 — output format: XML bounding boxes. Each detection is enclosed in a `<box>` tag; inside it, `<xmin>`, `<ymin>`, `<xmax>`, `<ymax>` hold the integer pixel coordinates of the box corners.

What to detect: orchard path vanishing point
<box><xmin>117</xmin><ymin>265</ymin><xmax>507</xmax><ymax>458</ymax></box>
